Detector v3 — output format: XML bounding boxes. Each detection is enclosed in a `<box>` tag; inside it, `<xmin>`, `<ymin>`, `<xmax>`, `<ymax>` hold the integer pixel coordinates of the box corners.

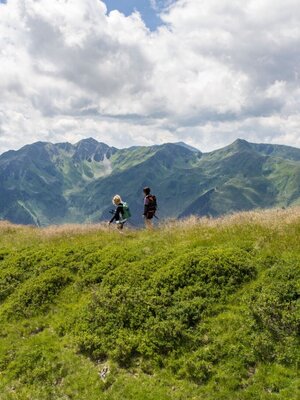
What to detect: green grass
<box><xmin>0</xmin><ymin>208</ymin><xmax>299</xmax><ymax>399</ymax></box>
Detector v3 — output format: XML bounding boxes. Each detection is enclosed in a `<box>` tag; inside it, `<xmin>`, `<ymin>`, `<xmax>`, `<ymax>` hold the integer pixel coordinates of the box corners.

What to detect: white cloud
<box><xmin>150</xmin><ymin>1</ymin><xmax>176</xmax><ymax>12</ymax></box>
<box><xmin>0</xmin><ymin>0</ymin><xmax>300</xmax><ymax>154</ymax></box>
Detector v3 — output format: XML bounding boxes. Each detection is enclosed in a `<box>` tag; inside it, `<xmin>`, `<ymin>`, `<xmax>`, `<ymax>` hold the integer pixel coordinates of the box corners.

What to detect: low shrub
<box><xmin>1</xmin><ymin>267</ymin><xmax>72</xmax><ymax>319</ymax></box>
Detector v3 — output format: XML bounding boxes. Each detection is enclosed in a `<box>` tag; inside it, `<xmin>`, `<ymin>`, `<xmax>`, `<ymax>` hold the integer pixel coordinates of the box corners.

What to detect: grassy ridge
<box><xmin>0</xmin><ymin>209</ymin><xmax>299</xmax><ymax>400</ymax></box>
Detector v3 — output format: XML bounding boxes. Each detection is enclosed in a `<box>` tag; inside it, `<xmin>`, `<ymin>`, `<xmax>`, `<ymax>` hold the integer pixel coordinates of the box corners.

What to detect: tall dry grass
<box><xmin>39</xmin><ymin>222</ymin><xmax>110</xmax><ymax>238</ymax></box>
<box><xmin>1</xmin><ymin>206</ymin><xmax>300</xmax><ymax>238</ymax></box>
<box><xmin>160</xmin><ymin>206</ymin><xmax>300</xmax><ymax>231</ymax></box>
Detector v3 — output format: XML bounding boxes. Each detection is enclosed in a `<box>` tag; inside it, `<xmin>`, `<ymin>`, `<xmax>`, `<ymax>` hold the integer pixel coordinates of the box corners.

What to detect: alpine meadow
<box><xmin>0</xmin><ymin>209</ymin><xmax>299</xmax><ymax>399</ymax></box>
<box><xmin>1</xmin><ymin>0</ymin><xmax>300</xmax><ymax>399</ymax></box>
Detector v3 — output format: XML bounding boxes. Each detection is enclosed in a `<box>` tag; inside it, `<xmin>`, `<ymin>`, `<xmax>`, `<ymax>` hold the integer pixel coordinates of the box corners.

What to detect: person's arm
<box><xmin>143</xmin><ymin>197</ymin><xmax>149</xmax><ymax>216</ymax></box>
<box><xmin>111</xmin><ymin>205</ymin><xmax>123</xmax><ymax>223</ymax></box>
<box><xmin>110</xmin><ymin>206</ymin><xmax>120</xmax><ymax>223</ymax></box>
<box><xmin>109</xmin><ymin>211</ymin><xmax>116</xmax><ymax>223</ymax></box>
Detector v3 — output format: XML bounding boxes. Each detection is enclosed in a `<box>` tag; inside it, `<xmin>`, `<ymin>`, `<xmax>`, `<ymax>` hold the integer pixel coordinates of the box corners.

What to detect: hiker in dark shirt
<box><xmin>143</xmin><ymin>187</ymin><xmax>157</xmax><ymax>229</ymax></box>
<box><xmin>108</xmin><ymin>195</ymin><xmax>126</xmax><ymax>230</ymax></box>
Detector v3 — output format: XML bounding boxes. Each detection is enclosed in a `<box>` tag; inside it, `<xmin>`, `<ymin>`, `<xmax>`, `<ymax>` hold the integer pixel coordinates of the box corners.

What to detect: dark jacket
<box><xmin>110</xmin><ymin>203</ymin><xmax>124</xmax><ymax>223</ymax></box>
<box><xmin>143</xmin><ymin>195</ymin><xmax>157</xmax><ymax>219</ymax></box>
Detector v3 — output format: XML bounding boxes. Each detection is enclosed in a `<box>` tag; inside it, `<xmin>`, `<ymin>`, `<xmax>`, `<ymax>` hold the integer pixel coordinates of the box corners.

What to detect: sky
<box><xmin>1</xmin><ymin>0</ymin><xmax>300</xmax><ymax>154</ymax></box>
<box><xmin>104</xmin><ymin>0</ymin><xmax>165</xmax><ymax>31</ymax></box>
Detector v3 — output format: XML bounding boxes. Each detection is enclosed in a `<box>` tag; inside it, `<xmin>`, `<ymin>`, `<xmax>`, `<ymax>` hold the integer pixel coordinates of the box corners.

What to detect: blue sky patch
<box><xmin>104</xmin><ymin>0</ymin><xmax>167</xmax><ymax>30</ymax></box>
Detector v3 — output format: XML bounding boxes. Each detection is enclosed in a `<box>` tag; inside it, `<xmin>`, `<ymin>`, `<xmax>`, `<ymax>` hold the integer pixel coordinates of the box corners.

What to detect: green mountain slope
<box><xmin>180</xmin><ymin>140</ymin><xmax>300</xmax><ymax>218</ymax></box>
<box><xmin>0</xmin><ymin>139</ymin><xmax>117</xmax><ymax>225</ymax></box>
<box><xmin>0</xmin><ymin>209</ymin><xmax>299</xmax><ymax>399</ymax></box>
<box><xmin>0</xmin><ymin>138</ymin><xmax>300</xmax><ymax>225</ymax></box>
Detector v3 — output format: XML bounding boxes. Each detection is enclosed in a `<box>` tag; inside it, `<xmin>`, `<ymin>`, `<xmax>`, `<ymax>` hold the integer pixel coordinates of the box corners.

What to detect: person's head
<box><xmin>143</xmin><ymin>187</ymin><xmax>151</xmax><ymax>196</ymax></box>
<box><xmin>112</xmin><ymin>194</ymin><xmax>122</xmax><ymax>205</ymax></box>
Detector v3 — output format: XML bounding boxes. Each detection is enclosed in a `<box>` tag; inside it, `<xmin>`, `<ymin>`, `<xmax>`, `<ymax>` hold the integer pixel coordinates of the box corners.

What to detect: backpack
<box><xmin>121</xmin><ymin>202</ymin><xmax>131</xmax><ymax>219</ymax></box>
<box><xmin>146</xmin><ymin>195</ymin><xmax>157</xmax><ymax>217</ymax></box>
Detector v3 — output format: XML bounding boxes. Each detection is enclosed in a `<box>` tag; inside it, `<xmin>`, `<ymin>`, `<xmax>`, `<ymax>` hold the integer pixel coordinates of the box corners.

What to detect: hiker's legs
<box><xmin>116</xmin><ymin>221</ymin><xmax>124</xmax><ymax>230</ymax></box>
<box><xmin>144</xmin><ymin>217</ymin><xmax>153</xmax><ymax>230</ymax></box>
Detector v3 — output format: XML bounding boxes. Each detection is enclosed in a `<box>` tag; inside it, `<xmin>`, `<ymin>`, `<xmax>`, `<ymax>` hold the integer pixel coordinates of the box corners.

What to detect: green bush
<box><xmin>249</xmin><ymin>261</ymin><xmax>300</xmax><ymax>365</ymax></box>
<box><xmin>0</xmin><ymin>213</ymin><xmax>299</xmax><ymax>400</ymax></box>
<box><xmin>1</xmin><ymin>267</ymin><xmax>72</xmax><ymax>319</ymax></box>
<box><xmin>71</xmin><ymin>247</ymin><xmax>256</xmax><ymax>366</ymax></box>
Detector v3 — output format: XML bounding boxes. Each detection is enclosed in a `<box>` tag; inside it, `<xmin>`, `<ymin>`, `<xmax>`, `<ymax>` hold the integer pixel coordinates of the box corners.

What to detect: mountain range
<box><xmin>0</xmin><ymin>137</ymin><xmax>300</xmax><ymax>226</ymax></box>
